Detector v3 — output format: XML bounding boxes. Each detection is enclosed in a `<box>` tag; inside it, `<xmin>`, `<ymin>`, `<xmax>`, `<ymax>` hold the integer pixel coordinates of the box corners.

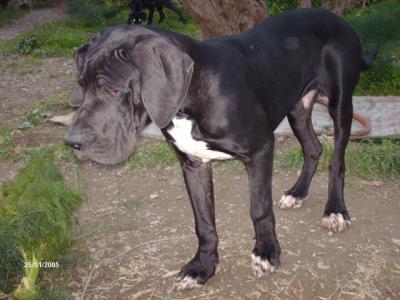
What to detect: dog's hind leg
<box><xmin>321</xmin><ymin>91</ymin><xmax>353</xmax><ymax>233</ymax></box>
<box><xmin>320</xmin><ymin>51</ymin><xmax>359</xmax><ymax>233</ymax></box>
<box><xmin>278</xmin><ymin>92</ymin><xmax>322</xmax><ymax>209</ymax></box>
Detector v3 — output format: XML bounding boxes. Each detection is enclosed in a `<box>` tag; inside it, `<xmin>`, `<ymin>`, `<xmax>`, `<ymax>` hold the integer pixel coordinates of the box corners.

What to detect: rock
<box><xmin>149</xmin><ymin>193</ymin><xmax>159</xmax><ymax>200</ymax></box>
<box><xmin>317</xmin><ymin>261</ymin><xmax>330</xmax><ymax>270</ymax></box>
<box><xmin>392</xmin><ymin>238</ymin><xmax>400</xmax><ymax>246</ymax></box>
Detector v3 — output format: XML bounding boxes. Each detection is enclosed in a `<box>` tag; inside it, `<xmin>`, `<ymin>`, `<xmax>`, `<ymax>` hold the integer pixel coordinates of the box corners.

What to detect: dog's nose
<box><xmin>64</xmin><ymin>136</ymin><xmax>83</xmax><ymax>150</ymax></box>
<box><xmin>71</xmin><ymin>143</ymin><xmax>82</xmax><ymax>150</ymax></box>
<box><xmin>64</xmin><ymin>129</ymin><xmax>87</xmax><ymax>151</ymax></box>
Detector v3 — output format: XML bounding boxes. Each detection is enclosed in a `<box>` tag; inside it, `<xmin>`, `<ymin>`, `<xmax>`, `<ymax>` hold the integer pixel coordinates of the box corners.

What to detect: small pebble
<box><xmin>149</xmin><ymin>193</ymin><xmax>159</xmax><ymax>199</ymax></box>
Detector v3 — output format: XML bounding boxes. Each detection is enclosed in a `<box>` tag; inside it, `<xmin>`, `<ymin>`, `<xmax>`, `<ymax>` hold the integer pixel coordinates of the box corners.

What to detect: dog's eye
<box><xmin>109</xmin><ymin>90</ymin><xmax>118</xmax><ymax>97</ymax></box>
<box><xmin>105</xmin><ymin>88</ymin><xmax>118</xmax><ymax>97</ymax></box>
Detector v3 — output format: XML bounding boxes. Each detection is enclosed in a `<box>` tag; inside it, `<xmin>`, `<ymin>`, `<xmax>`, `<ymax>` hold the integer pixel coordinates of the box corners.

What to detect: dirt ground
<box><xmin>0</xmin><ymin>6</ymin><xmax>67</xmax><ymax>43</ymax></box>
<box><xmin>0</xmin><ymin>16</ymin><xmax>400</xmax><ymax>300</ymax></box>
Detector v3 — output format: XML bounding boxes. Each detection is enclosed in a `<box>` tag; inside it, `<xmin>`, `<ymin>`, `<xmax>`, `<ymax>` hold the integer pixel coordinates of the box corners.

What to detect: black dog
<box><xmin>127</xmin><ymin>0</ymin><xmax>186</xmax><ymax>25</ymax></box>
<box><xmin>65</xmin><ymin>9</ymin><xmax>375</xmax><ymax>289</ymax></box>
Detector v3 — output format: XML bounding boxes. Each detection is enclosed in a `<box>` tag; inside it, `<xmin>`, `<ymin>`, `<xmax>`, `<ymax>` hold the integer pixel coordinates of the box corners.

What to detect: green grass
<box><xmin>19</xmin><ymin>92</ymin><xmax>72</xmax><ymax>129</ymax></box>
<box><xmin>124</xmin><ymin>139</ymin><xmax>177</xmax><ymax>169</ymax></box>
<box><xmin>0</xmin><ymin>125</ymin><xmax>16</xmax><ymax>161</ymax></box>
<box><xmin>277</xmin><ymin>138</ymin><xmax>400</xmax><ymax>180</ymax></box>
<box><xmin>0</xmin><ymin>19</ymin><xmax>98</xmax><ymax>57</ymax></box>
<box><xmin>0</xmin><ymin>146</ymin><xmax>83</xmax><ymax>297</ymax></box>
<box><xmin>36</xmin><ymin>286</ymin><xmax>72</xmax><ymax>300</ymax></box>
<box><xmin>3</xmin><ymin>56</ymin><xmax>44</xmax><ymax>76</ymax></box>
<box><xmin>0</xmin><ymin>7</ymin><xmax>28</xmax><ymax>28</ymax></box>
<box><xmin>0</xmin><ymin>0</ymin><xmax>199</xmax><ymax>57</ymax></box>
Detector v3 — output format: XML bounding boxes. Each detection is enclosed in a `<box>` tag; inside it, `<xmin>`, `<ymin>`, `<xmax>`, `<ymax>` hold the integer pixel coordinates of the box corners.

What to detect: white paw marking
<box><xmin>278</xmin><ymin>194</ymin><xmax>304</xmax><ymax>209</ymax></box>
<box><xmin>167</xmin><ymin>117</ymin><xmax>233</xmax><ymax>163</ymax></box>
<box><xmin>175</xmin><ymin>275</ymin><xmax>201</xmax><ymax>290</ymax></box>
<box><xmin>321</xmin><ymin>213</ymin><xmax>351</xmax><ymax>233</ymax></box>
<box><xmin>302</xmin><ymin>89</ymin><xmax>317</xmax><ymax>109</ymax></box>
<box><xmin>251</xmin><ymin>253</ymin><xmax>275</xmax><ymax>278</ymax></box>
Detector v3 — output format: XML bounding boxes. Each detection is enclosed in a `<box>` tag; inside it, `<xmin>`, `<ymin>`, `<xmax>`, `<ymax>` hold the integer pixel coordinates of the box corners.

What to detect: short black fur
<box><xmin>66</xmin><ymin>8</ymin><xmax>375</xmax><ymax>286</ymax></box>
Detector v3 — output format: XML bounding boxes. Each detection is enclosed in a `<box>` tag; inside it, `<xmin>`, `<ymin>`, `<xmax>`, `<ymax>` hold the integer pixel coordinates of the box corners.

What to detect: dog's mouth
<box><xmin>70</xmin><ymin>137</ymin><xmax>138</xmax><ymax>165</ymax></box>
<box><xmin>71</xmin><ymin>146</ymin><xmax>90</xmax><ymax>161</ymax></box>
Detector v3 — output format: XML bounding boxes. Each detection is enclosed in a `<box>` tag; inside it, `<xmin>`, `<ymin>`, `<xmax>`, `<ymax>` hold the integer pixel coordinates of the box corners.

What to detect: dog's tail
<box><xmin>361</xmin><ymin>47</ymin><xmax>378</xmax><ymax>71</ymax></box>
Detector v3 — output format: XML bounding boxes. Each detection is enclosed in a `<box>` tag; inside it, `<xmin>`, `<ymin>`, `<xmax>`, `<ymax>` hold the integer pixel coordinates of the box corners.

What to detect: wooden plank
<box><xmin>275</xmin><ymin>96</ymin><xmax>400</xmax><ymax>138</ymax></box>
<box><xmin>141</xmin><ymin>96</ymin><xmax>400</xmax><ymax>139</ymax></box>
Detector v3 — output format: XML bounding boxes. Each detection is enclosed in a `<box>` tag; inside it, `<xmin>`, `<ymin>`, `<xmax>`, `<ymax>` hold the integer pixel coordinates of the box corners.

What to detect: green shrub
<box><xmin>266</xmin><ymin>0</ymin><xmax>299</xmax><ymax>15</ymax></box>
<box><xmin>15</xmin><ymin>34</ymin><xmax>45</xmax><ymax>55</ymax></box>
<box><xmin>67</xmin><ymin>0</ymin><xmax>124</xmax><ymax>27</ymax></box>
<box><xmin>346</xmin><ymin>0</ymin><xmax>400</xmax><ymax>95</ymax></box>
<box><xmin>347</xmin><ymin>0</ymin><xmax>400</xmax><ymax>47</ymax></box>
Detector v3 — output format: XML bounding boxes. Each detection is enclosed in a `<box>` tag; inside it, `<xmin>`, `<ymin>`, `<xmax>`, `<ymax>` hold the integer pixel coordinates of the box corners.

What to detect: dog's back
<box><xmin>203</xmin><ymin>9</ymin><xmax>365</xmax><ymax>129</ymax></box>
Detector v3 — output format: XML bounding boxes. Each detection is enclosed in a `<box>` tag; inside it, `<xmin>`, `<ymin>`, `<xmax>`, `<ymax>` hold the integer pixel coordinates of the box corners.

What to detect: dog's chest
<box><xmin>167</xmin><ymin>118</ymin><xmax>233</xmax><ymax>163</ymax></box>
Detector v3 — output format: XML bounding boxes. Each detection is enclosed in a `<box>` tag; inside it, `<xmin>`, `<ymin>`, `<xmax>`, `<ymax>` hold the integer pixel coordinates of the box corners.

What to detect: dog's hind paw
<box><xmin>251</xmin><ymin>253</ymin><xmax>276</xmax><ymax>278</ymax></box>
<box><xmin>321</xmin><ymin>213</ymin><xmax>351</xmax><ymax>233</ymax></box>
<box><xmin>278</xmin><ymin>194</ymin><xmax>304</xmax><ymax>209</ymax></box>
<box><xmin>174</xmin><ymin>275</ymin><xmax>202</xmax><ymax>290</ymax></box>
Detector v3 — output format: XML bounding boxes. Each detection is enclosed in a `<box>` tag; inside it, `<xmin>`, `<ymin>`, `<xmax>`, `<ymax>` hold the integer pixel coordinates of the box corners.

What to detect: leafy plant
<box><xmin>347</xmin><ymin>0</ymin><xmax>400</xmax><ymax>95</ymax></box>
<box><xmin>15</xmin><ymin>34</ymin><xmax>46</xmax><ymax>55</ymax></box>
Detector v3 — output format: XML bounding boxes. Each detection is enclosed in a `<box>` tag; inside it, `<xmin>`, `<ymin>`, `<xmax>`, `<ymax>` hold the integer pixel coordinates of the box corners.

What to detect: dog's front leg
<box><xmin>246</xmin><ymin>139</ymin><xmax>281</xmax><ymax>277</ymax></box>
<box><xmin>176</xmin><ymin>160</ymin><xmax>219</xmax><ymax>289</ymax></box>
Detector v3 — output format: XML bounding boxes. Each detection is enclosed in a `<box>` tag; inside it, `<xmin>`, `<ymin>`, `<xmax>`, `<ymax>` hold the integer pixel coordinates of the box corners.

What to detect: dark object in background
<box><xmin>0</xmin><ymin>0</ymin><xmax>10</xmax><ymax>7</ymax></box>
<box><xmin>128</xmin><ymin>0</ymin><xmax>187</xmax><ymax>25</ymax></box>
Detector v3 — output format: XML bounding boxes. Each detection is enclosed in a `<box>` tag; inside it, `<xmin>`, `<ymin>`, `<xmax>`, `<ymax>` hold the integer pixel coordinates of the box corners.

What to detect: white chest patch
<box><xmin>167</xmin><ymin>117</ymin><xmax>233</xmax><ymax>163</ymax></box>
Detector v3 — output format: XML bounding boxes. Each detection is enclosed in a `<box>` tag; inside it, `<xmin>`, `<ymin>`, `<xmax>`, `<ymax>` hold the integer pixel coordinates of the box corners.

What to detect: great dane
<box><xmin>65</xmin><ymin>8</ymin><xmax>375</xmax><ymax>289</ymax></box>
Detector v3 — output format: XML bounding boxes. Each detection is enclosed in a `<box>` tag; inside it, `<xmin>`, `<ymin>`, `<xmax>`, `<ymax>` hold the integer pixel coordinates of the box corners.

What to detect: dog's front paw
<box><xmin>251</xmin><ymin>252</ymin><xmax>278</xmax><ymax>278</ymax></box>
<box><xmin>175</xmin><ymin>275</ymin><xmax>202</xmax><ymax>290</ymax></box>
<box><xmin>321</xmin><ymin>213</ymin><xmax>351</xmax><ymax>233</ymax></box>
<box><xmin>278</xmin><ymin>194</ymin><xmax>304</xmax><ymax>209</ymax></box>
<box><xmin>174</xmin><ymin>256</ymin><xmax>218</xmax><ymax>290</ymax></box>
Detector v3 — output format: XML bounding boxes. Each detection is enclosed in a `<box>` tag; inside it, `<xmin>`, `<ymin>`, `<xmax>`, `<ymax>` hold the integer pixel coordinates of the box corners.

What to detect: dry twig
<box><xmin>81</xmin><ymin>263</ymin><xmax>95</xmax><ymax>300</ymax></box>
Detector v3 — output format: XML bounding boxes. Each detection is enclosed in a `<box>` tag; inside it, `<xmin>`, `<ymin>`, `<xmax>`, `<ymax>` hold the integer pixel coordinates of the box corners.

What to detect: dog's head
<box><xmin>65</xmin><ymin>26</ymin><xmax>194</xmax><ymax>164</ymax></box>
<box><xmin>132</xmin><ymin>11</ymin><xmax>147</xmax><ymax>24</ymax></box>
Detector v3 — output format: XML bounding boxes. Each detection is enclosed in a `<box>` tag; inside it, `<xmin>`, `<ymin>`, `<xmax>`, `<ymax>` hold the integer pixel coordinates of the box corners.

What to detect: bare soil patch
<box><xmin>60</xmin><ymin>156</ymin><xmax>400</xmax><ymax>300</ymax></box>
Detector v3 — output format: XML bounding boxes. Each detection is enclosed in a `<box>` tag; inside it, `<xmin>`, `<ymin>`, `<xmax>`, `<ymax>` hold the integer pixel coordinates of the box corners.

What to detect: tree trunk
<box><xmin>334</xmin><ymin>0</ymin><xmax>353</xmax><ymax>16</ymax></box>
<box><xmin>321</xmin><ymin>0</ymin><xmax>355</xmax><ymax>16</ymax></box>
<box><xmin>182</xmin><ymin>0</ymin><xmax>268</xmax><ymax>39</ymax></box>
<box><xmin>321</xmin><ymin>0</ymin><xmax>333</xmax><ymax>11</ymax></box>
<box><xmin>301</xmin><ymin>0</ymin><xmax>312</xmax><ymax>8</ymax></box>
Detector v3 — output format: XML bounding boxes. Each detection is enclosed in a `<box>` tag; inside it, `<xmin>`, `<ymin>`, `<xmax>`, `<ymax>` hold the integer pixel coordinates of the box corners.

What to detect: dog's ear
<box><xmin>69</xmin><ymin>86</ymin><xmax>84</xmax><ymax>107</ymax></box>
<box><xmin>131</xmin><ymin>37</ymin><xmax>194</xmax><ymax>128</ymax></box>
